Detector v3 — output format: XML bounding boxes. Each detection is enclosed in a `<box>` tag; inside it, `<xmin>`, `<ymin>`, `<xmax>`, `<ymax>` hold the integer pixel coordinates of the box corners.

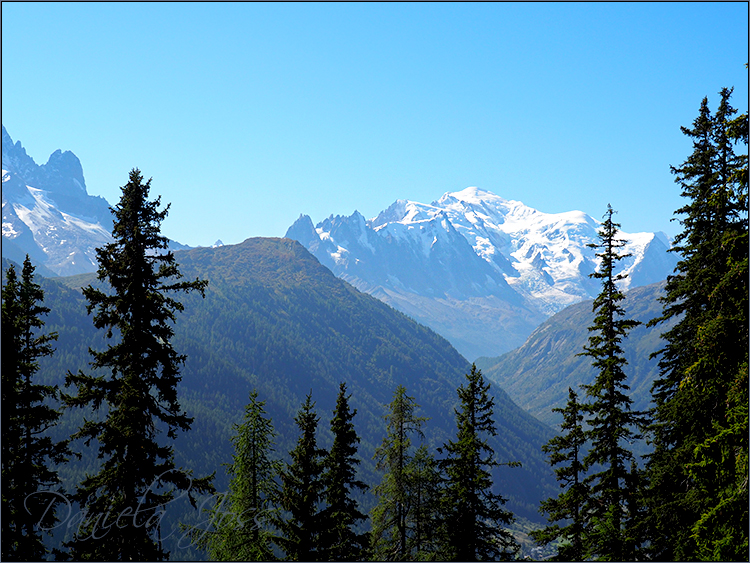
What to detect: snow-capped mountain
<box><xmin>286</xmin><ymin>187</ymin><xmax>678</xmax><ymax>359</ymax></box>
<box><xmin>2</xmin><ymin>126</ymin><xmax>189</xmax><ymax>276</ymax></box>
<box><xmin>2</xmin><ymin>126</ymin><xmax>115</xmax><ymax>276</ymax></box>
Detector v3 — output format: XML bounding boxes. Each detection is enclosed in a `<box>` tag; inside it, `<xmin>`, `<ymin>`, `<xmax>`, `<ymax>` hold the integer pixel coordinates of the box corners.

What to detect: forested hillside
<box><xmin>169</xmin><ymin>236</ymin><xmax>557</xmax><ymax>519</ymax></box>
<box><xmin>10</xmin><ymin>237</ymin><xmax>557</xmax><ymax>557</ymax></box>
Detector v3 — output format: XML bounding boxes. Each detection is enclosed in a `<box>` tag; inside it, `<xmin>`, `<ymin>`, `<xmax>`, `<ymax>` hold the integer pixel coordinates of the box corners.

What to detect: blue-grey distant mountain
<box><xmin>286</xmin><ymin>188</ymin><xmax>678</xmax><ymax>359</ymax></box>
<box><xmin>1</xmin><ymin>126</ymin><xmax>189</xmax><ymax>276</ymax></box>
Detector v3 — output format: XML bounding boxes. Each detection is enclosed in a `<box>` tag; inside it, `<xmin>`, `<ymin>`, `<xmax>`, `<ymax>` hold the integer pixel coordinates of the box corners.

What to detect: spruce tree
<box><xmin>197</xmin><ymin>390</ymin><xmax>281</xmax><ymax>561</ymax></box>
<box><xmin>274</xmin><ymin>392</ymin><xmax>326</xmax><ymax>561</ymax></box>
<box><xmin>646</xmin><ymin>87</ymin><xmax>748</xmax><ymax>561</ymax></box>
<box><xmin>407</xmin><ymin>444</ymin><xmax>445</xmax><ymax>560</ymax></box>
<box><xmin>63</xmin><ymin>169</ymin><xmax>213</xmax><ymax>560</ymax></box>
<box><xmin>622</xmin><ymin>460</ymin><xmax>647</xmax><ymax>561</ymax></box>
<box><xmin>683</xmin><ymin>90</ymin><xmax>748</xmax><ymax>562</ymax></box>
<box><xmin>578</xmin><ymin>205</ymin><xmax>644</xmax><ymax>561</ymax></box>
<box><xmin>319</xmin><ymin>382</ymin><xmax>369</xmax><ymax>561</ymax></box>
<box><xmin>440</xmin><ymin>364</ymin><xmax>519</xmax><ymax>561</ymax></box>
<box><xmin>1</xmin><ymin>257</ymin><xmax>70</xmax><ymax>561</ymax></box>
<box><xmin>369</xmin><ymin>385</ymin><xmax>433</xmax><ymax>561</ymax></box>
<box><xmin>531</xmin><ymin>387</ymin><xmax>588</xmax><ymax>562</ymax></box>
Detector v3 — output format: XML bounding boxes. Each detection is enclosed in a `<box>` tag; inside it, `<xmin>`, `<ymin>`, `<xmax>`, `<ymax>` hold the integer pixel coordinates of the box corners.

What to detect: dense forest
<box><xmin>1</xmin><ymin>88</ymin><xmax>747</xmax><ymax>561</ymax></box>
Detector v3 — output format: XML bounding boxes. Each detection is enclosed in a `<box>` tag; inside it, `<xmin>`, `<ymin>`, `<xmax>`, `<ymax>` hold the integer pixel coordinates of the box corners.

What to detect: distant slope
<box><xmin>22</xmin><ymin>239</ymin><xmax>557</xmax><ymax>534</ymax></box>
<box><xmin>483</xmin><ymin>281</ymin><xmax>675</xmax><ymax>428</ymax></box>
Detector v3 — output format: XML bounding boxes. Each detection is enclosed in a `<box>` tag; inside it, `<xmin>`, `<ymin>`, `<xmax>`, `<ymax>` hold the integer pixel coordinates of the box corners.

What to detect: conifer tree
<box><xmin>63</xmin><ymin>169</ymin><xmax>213</xmax><ymax>560</ymax></box>
<box><xmin>622</xmin><ymin>460</ymin><xmax>647</xmax><ymax>561</ymax></box>
<box><xmin>197</xmin><ymin>390</ymin><xmax>281</xmax><ymax>561</ymax></box>
<box><xmin>1</xmin><ymin>257</ymin><xmax>70</xmax><ymax>561</ymax></box>
<box><xmin>370</xmin><ymin>385</ymin><xmax>433</xmax><ymax>561</ymax></box>
<box><xmin>646</xmin><ymin>87</ymin><xmax>748</xmax><ymax>561</ymax></box>
<box><xmin>578</xmin><ymin>205</ymin><xmax>644</xmax><ymax>561</ymax></box>
<box><xmin>407</xmin><ymin>443</ymin><xmax>445</xmax><ymax>559</ymax></box>
<box><xmin>274</xmin><ymin>392</ymin><xmax>326</xmax><ymax>561</ymax></box>
<box><xmin>440</xmin><ymin>364</ymin><xmax>519</xmax><ymax>561</ymax></box>
<box><xmin>682</xmin><ymin>90</ymin><xmax>748</xmax><ymax>562</ymax></box>
<box><xmin>319</xmin><ymin>382</ymin><xmax>369</xmax><ymax>560</ymax></box>
<box><xmin>531</xmin><ymin>387</ymin><xmax>588</xmax><ymax>561</ymax></box>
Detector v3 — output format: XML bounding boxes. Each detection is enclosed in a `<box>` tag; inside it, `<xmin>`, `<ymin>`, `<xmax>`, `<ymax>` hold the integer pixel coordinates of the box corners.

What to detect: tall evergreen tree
<box><xmin>63</xmin><ymin>169</ymin><xmax>213</xmax><ymax>560</ymax></box>
<box><xmin>407</xmin><ymin>443</ymin><xmax>445</xmax><ymax>560</ymax></box>
<box><xmin>578</xmin><ymin>205</ymin><xmax>645</xmax><ymax>561</ymax></box>
<box><xmin>369</xmin><ymin>385</ymin><xmax>433</xmax><ymax>561</ymax></box>
<box><xmin>646</xmin><ymin>87</ymin><xmax>748</xmax><ymax>561</ymax></box>
<box><xmin>196</xmin><ymin>390</ymin><xmax>281</xmax><ymax>561</ymax></box>
<box><xmin>1</xmin><ymin>257</ymin><xmax>70</xmax><ymax>561</ymax></box>
<box><xmin>274</xmin><ymin>392</ymin><xmax>326</xmax><ymax>561</ymax></box>
<box><xmin>319</xmin><ymin>382</ymin><xmax>369</xmax><ymax>561</ymax></box>
<box><xmin>622</xmin><ymin>460</ymin><xmax>647</xmax><ymax>561</ymax></box>
<box><xmin>683</xmin><ymin>90</ymin><xmax>748</xmax><ymax>562</ymax></box>
<box><xmin>531</xmin><ymin>387</ymin><xmax>588</xmax><ymax>562</ymax></box>
<box><xmin>440</xmin><ymin>364</ymin><xmax>519</xmax><ymax>561</ymax></box>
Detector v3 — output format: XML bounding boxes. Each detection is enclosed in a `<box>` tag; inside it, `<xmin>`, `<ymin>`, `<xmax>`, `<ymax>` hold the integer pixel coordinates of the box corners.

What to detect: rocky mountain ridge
<box><xmin>2</xmin><ymin>126</ymin><xmax>114</xmax><ymax>276</ymax></box>
<box><xmin>1</xmin><ymin>126</ymin><xmax>187</xmax><ymax>276</ymax></box>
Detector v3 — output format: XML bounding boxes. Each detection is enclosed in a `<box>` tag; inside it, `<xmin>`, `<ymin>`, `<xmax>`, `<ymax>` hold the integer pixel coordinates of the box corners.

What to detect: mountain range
<box><xmin>3</xmin><ymin>127</ymin><xmax>677</xmax><ymax>360</ymax></box>
<box><xmin>286</xmin><ymin>187</ymin><xmax>678</xmax><ymax>359</ymax></box>
<box><xmin>2</xmin><ymin>127</ymin><xmax>682</xmax><ymax>558</ymax></box>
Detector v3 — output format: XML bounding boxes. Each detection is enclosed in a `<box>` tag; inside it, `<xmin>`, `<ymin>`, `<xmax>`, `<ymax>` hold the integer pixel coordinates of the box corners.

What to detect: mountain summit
<box><xmin>2</xmin><ymin>126</ymin><xmax>114</xmax><ymax>275</ymax></box>
<box><xmin>2</xmin><ymin>127</ymin><xmax>189</xmax><ymax>276</ymax></box>
<box><xmin>286</xmin><ymin>188</ymin><xmax>678</xmax><ymax>359</ymax></box>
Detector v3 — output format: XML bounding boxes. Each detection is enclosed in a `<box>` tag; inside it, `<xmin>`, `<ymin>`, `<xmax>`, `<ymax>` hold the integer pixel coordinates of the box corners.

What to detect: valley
<box><xmin>4</xmin><ymin>97</ymin><xmax>745</xmax><ymax>560</ymax></box>
<box><xmin>1</xmin><ymin>126</ymin><xmax>673</xmax><ymax>538</ymax></box>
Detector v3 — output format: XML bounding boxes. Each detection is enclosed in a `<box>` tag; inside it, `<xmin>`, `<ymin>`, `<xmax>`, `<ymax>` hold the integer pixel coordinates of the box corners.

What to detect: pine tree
<box><xmin>1</xmin><ymin>257</ymin><xmax>70</xmax><ymax>561</ymax></box>
<box><xmin>62</xmin><ymin>169</ymin><xmax>213</xmax><ymax>560</ymax></box>
<box><xmin>274</xmin><ymin>392</ymin><xmax>326</xmax><ymax>561</ymax></box>
<box><xmin>370</xmin><ymin>385</ymin><xmax>434</xmax><ymax>561</ymax></box>
<box><xmin>622</xmin><ymin>460</ymin><xmax>647</xmax><ymax>561</ymax></box>
<box><xmin>531</xmin><ymin>387</ymin><xmax>588</xmax><ymax>562</ymax></box>
<box><xmin>440</xmin><ymin>364</ymin><xmax>519</xmax><ymax>561</ymax></box>
<box><xmin>319</xmin><ymin>382</ymin><xmax>369</xmax><ymax>560</ymax></box>
<box><xmin>197</xmin><ymin>390</ymin><xmax>281</xmax><ymax>561</ymax></box>
<box><xmin>684</xmin><ymin>90</ymin><xmax>748</xmax><ymax>562</ymax></box>
<box><xmin>578</xmin><ymin>205</ymin><xmax>645</xmax><ymax>561</ymax></box>
<box><xmin>646</xmin><ymin>87</ymin><xmax>748</xmax><ymax>561</ymax></box>
<box><xmin>407</xmin><ymin>444</ymin><xmax>445</xmax><ymax>560</ymax></box>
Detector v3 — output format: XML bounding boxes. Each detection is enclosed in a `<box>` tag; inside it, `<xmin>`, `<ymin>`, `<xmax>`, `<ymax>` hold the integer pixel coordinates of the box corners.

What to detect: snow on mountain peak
<box><xmin>287</xmin><ymin>187</ymin><xmax>677</xmax><ymax>317</ymax></box>
<box><xmin>440</xmin><ymin>186</ymin><xmax>508</xmax><ymax>206</ymax></box>
<box><xmin>2</xmin><ymin>127</ymin><xmax>117</xmax><ymax>275</ymax></box>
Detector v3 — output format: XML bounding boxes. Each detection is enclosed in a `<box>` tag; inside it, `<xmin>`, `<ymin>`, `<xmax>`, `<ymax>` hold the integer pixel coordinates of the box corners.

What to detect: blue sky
<box><xmin>2</xmin><ymin>2</ymin><xmax>747</xmax><ymax>247</ymax></box>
